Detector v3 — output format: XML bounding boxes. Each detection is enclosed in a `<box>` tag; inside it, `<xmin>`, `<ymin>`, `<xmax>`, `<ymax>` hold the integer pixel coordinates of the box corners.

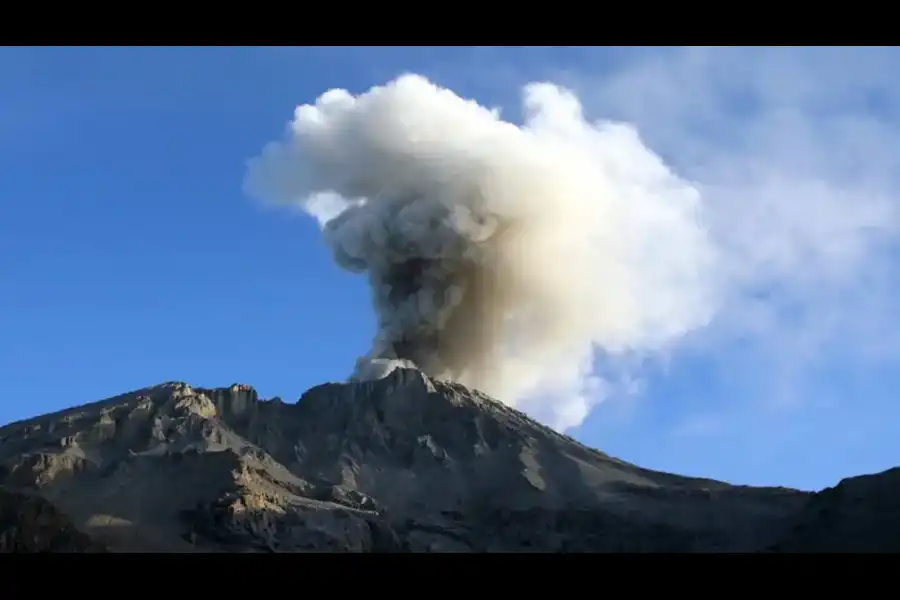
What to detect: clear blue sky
<box><xmin>3</xmin><ymin>46</ymin><xmax>899</xmax><ymax>491</ymax></box>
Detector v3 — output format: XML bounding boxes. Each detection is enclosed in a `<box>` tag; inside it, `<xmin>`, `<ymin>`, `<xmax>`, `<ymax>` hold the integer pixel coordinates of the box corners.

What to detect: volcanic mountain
<box><xmin>1</xmin><ymin>368</ymin><xmax>897</xmax><ymax>552</ymax></box>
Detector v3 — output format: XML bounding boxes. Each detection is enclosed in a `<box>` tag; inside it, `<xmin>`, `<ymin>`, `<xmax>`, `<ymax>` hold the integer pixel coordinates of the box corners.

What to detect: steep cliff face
<box><xmin>0</xmin><ymin>370</ymin><xmax>895</xmax><ymax>552</ymax></box>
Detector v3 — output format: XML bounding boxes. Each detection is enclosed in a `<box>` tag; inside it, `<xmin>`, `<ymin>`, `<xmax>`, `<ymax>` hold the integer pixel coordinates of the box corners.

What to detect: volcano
<box><xmin>1</xmin><ymin>368</ymin><xmax>897</xmax><ymax>552</ymax></box>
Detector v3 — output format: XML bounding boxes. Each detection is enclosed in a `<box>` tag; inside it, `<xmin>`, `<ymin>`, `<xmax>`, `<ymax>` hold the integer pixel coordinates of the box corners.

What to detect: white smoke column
<box><xmin>244</xmin><ymin>74</ymin><xmax>718</xmax><ymax>430</ymax></box>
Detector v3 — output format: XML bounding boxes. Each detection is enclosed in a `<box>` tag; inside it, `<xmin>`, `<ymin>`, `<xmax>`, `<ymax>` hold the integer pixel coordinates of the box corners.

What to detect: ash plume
<box><xmin>244</xmin><ymin>74</ymin><xmax>717</xmax><ymax>430</ymax></box>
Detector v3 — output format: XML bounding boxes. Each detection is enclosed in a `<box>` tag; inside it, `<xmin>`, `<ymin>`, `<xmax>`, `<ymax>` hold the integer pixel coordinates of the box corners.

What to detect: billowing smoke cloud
<box><xmin>244</xmin><ymin>74</ymin><xmax>718</xmax><ymax>430</ymax></box>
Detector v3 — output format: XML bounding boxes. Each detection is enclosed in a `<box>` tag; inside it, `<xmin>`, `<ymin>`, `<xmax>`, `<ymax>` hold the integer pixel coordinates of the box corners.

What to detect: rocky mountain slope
<box><xmin>0</xmin><ymin>368</ymin><xmax>897</xmax><ymax>552</ymax></box>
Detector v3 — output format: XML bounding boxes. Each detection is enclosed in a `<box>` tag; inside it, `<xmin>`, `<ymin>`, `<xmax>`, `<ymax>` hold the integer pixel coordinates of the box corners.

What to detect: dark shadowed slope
<box><xmin>0</xmin><ymin>486</ymin><xmax>105</xmax><ymax>552</ymax></box>
<box><xmin>0</xmin><ymin>368</ymin><xmax>896</xmax><ymax>552</ymax></box>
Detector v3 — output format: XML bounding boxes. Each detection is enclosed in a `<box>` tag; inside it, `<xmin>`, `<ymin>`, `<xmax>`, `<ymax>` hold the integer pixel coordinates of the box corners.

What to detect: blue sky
<box><xmin>2</xmin><ymin>46</ymin><xmax>900</xmax><ymax>491</ymax></box>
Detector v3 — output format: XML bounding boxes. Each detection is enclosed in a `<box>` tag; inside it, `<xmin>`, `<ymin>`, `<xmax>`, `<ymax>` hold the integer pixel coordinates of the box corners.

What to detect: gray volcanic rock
<box><xmin>0</xmin><ymin>369</ymin><xmax>894</xmax><ymax>552</ymax></box>
<box><xmin>768</xmin><ymin>467</ymin><xmax>900</xmax><ymax>552</ymax></box>
<box><xmin>0</xmin><ymin>486</ymin><xmax>105</xmax><ymax>552</ymax></box>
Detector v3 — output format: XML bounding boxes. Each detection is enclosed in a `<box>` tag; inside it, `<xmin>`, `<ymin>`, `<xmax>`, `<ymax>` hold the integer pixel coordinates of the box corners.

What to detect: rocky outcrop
<box><xmin>0</xmin><ymin>486</ymin><xmax>105</xmax><ymax>552</ymax></box>
<box><xmin>768</xmin><ymin>467</ymin><xmax>900</xmax><ymax>552</ymax></box>
<box><xmin>0</xmin><ymin>370</ymin><xmax>895</xmax><ymax>552</ymax></box>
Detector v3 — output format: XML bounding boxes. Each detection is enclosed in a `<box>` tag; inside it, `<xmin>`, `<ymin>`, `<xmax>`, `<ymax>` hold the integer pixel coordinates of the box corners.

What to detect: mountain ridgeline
<box><xmin>0</xmin><ymin>368</ymin><xmax>897</xmax><ymax>552</ymax></box>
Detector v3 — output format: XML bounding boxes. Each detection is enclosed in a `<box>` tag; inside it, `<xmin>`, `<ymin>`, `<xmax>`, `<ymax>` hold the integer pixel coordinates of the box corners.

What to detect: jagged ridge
<box><xmin>0</xmin><ymin>369</ymin><xmax>897</xmax><ymax>552</ymax></box>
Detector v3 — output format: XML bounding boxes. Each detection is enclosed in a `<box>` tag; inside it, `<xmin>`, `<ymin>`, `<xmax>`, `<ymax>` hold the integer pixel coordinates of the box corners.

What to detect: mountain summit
<box><xmin>0</xmin><ymin>368</ymin><xmax>897</xmax><ymax>552</ymax></box>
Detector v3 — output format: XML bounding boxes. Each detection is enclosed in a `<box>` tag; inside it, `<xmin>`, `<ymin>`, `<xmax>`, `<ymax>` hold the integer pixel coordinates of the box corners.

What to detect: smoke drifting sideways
<box><xmin>244</xmin><ymin>74</ymin><xmax>718</xmax><ymax>430</ymax></box>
